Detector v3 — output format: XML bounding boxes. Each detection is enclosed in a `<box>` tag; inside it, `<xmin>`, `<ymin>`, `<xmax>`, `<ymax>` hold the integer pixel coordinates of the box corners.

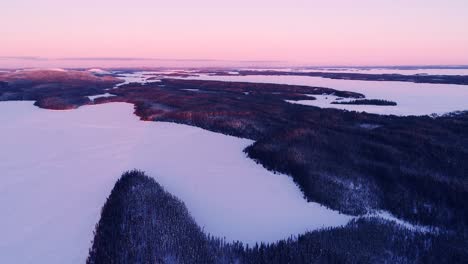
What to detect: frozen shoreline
<box><xmin>0</xmin><ymin>101</ymin><xmax>351</xmax><ymax>263</ymax></box>
<box><xmin>186</xmin><ymin>74</ymin><xmax>468</xmax><ymax>116</ymax></box>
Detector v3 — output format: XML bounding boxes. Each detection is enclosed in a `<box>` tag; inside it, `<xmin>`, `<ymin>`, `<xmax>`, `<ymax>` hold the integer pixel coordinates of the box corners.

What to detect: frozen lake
<box><xmin>240</xmin><ymin>67</ymin><xmax>468</xmax><ymax>76</ymax></box>
<box><xmin>0</xmin><ymin>101</ymin><xmax>351</xmax><ymax>264</ymax></box>
<box><xmin>187</xmin><ymin>74</ymin><xmax>468</xmax><ymax>116</ymax></box>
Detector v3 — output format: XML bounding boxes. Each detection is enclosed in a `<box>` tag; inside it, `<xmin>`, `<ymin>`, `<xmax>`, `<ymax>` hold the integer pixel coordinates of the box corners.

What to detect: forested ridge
<box><xmin>88</xmin><ymin>171</ymin><xmax>468</xmax><ymax>264</ymax></box>
<box><xmin>331</xmin><ymin>99</ymin><xmax>397</xmax><ymax>106</ymax></box>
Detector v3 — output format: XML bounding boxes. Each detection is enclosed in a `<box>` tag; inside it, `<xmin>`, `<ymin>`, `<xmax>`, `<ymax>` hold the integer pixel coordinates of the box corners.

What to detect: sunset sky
<box><xmin>1</xmin><ymin>0</ymin><xmax>468</xmax><ymax>66</ymax></box>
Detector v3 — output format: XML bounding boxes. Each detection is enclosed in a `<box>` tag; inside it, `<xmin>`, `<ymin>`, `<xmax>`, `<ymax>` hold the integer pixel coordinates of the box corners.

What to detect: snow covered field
<box><xmin>188</xmin><ymin>74</ymin><xmax>468</xmax><ymax>116</ymax></box>
<box><xmin>0</xmin><ymin>101</ymin><xmax>351</xmax><ymax>264</ymax></box>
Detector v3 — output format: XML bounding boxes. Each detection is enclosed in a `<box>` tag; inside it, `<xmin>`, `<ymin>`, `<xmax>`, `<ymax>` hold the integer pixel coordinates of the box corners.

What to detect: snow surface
<box><xmin>0</xmin><ymin>101</ymin><xmax>351</xmax><ymax>264</ymax></box>
<box><xmin>368</xmin><ymin>211</ymin><xmax>434</xmax><ymax>233</ymax></box>
<box><xmin>114</xmin><ymin>71</ymin><xmax>163</xmax><ymax>86</ymax></box>
<box><xmin>18</xmin><ymin>68</ymin><xmax>67</xmax><ymax>72</ymax></box>
<box><xmin>189</xmin><ymin>74</ymin><xmax>468</xmax><ymax>116</ymax></box>
<box><xmin>301</xmin><ymin>68</ymin><xmax>468</xmax><ymax>76</ymax></box>
<box><xmin>113</xmin><ymin>70</ymin><xmax>201</xmax><ymax>87</ymax></box>
<box><xmin>286</xmin><ymin>94</ymin><xmax>400</xmax><ymax>116</ymax></box>
<box><xmin>87</xmin><ymin>68</ymin><xmax>111</xmax><ymax>75</ymax></box>
<box><xmin>87</xmin><ymin>93</ymin><xmax>116</xmax><ymax>101</ymax></box>
<box><xmin>182</xmin><ymin>88</ymin><xmax>200</xmax><ymax>92</ymax></box>
<box><xmin>237</xmin><ymin>67</ymin><xmax>468</xmax><ymax>76</ymax></box>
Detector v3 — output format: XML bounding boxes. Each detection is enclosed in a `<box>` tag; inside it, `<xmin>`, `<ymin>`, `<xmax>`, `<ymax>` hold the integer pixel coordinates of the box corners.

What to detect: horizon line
<box><xmin>1</xmin><ymin>56</ymin><xmax>468</xmax><ymax>69</ymax></box>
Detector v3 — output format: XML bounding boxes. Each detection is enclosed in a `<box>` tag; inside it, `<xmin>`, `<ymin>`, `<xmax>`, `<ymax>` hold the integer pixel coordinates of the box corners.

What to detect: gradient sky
<box><xmin>1</xmin><ymin>0</ymin><xmax>468</xmax><ymax>66</ymax></box>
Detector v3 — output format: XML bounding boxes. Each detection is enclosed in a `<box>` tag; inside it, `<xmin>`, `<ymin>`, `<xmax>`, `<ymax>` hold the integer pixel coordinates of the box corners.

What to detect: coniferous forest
<box><xmin>87</xmin><ymin>171</ymin><xmax>468</xmax><ymax>264</ymax></box>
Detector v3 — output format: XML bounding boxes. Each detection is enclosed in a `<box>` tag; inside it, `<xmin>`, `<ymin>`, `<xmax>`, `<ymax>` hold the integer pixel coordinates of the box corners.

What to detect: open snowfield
<box><xmin>0</xmin><ymin>101</ymin><xmax>351</xmax><ymax>264</ymax></box>
<box><xmin>189</xmin><ymin>74</ymin><xmax>468</xmax><ymax>116</ymax></box>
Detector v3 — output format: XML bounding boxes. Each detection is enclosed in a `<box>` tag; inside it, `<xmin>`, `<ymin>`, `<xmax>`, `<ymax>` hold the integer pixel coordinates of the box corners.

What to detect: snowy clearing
<box><xmin>0</xmin><ymin>101</ymin><xmax>351</xmax><ymax>264</ymax></box>
<box><xmin>367</xmin><ymin>211</ymin><xmax>435</xmax><ymax>233</ymax></box>
<box><xmin>182</xmin><ymin>88</ymin><xmax>200</xmax><ymax>92</ymax></box>
<box><xmin>114</xmin><ymin>71</ymin><xmax>163</xmax><ymax>86</ymax></box>
<box><xmin>87</xmin><ymin>93</ymin><xmax>116</xmax><ymax>101</ymax></box>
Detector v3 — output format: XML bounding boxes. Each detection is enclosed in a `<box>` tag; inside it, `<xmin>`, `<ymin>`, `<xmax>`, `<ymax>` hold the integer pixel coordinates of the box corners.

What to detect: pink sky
<box><xmin>1</xmin><ymin>0</ymin><xmax>468</xmax><ymax>66</ymax></box>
